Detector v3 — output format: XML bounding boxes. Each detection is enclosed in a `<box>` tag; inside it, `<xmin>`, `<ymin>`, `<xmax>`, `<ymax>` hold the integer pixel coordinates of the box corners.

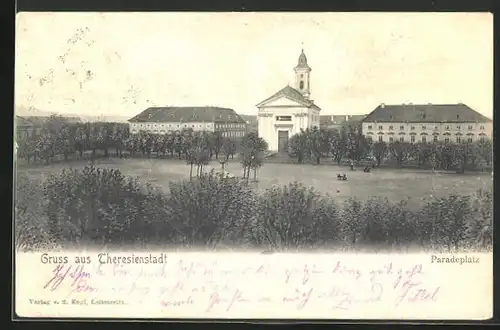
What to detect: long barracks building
<box><xmin>361</xmin><ymin>103</ymin><xmax>492</xmax><ymax>144</ymax></box>
<box><xmin>128</xmin><ymin>106</ymin><xmax>247</xmax><ymax>138</ymax></box>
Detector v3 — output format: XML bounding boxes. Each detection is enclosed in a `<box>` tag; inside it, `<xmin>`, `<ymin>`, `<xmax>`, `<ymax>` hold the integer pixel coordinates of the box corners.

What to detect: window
<box><xmin>456</xmin><ymin>125</ymin><xmax>461</xmax><ymax>130</ymax></box>
<box><xmin>435</xmin><ymin>125</ymin><xmax>439</xmax><ymax>130</ymax></box>
<box><xmin>422</xmin><ymin>136</ymin><xmax>426</xmax><ymax>143</ymax></box>
<box><xmin>300</xmin><ymin>74</ymin><xmax>304</xmax><ymax>78</ymax></box>
<box><xmin>176</xmin><ymin>124</ymin><xmax>180</xmax><ymax>127</ymax></box>
<box><xmin>411</xmin><ymin>126</ymin><xmax>415</xmax><ymax>130</ymax></box>
<box><xmin>378</xmin><ymin>135</ymin><xmax>383</xmax><ymax>142</ymax></box>
<box><xmin>433</xmin><ymin>135</ymin><xmax>438</xmax><ymax>142</ymax></box>
<box><xmin>368</xmin><ymin>125</ymin><xmax>373</xmax><ymax>130</ymax></box>
<box><xmin>410</xmin><ymin>135</ymin><xmax>415</xmax><ymax>143</ymax></box>
<box><xmin>192</xmin><ymin>124</ymin><xmax>195</xmax><ymax>127</ymax></box>
<box><xmin>399</xmin><ymin>136</ymin><xmax>404</xmax><ymax>142</ymax></box>
<box><xmin>480</xmin><ymin>125</ymin><xmax>485</xmax><ymax>130</ymax></box>
<box><xmin>389</xmin><ymin>137</ymin><xmax>394</xmax><ymax>143</ymax></box>
<box><xmin>444</xmin><ymin>138</ymin><xmax>450</xmax><ymax>143</ymax></box>
<box><xmin>467</xmin><ymin>137</ymin><xmax>473</xmax><ymax>143</ymax></box>
<box><xmin>445</xmin><ymin>125</ymin><xmax>450</xmax><ymax>130</ymax></box>
<box><xmin>400</xmin><ymin>126</ymin><xmax>404</xmax><ymax>130</ymax></box>
<box><xmin>300</xmin><ymin>81</ymin><xmax>304</xmax><ymax>90</ymax></box>
<box><xmin>388</xmin><ymin>125</ymin><xmax>393</xmax><ymax>130</ymax></box>
<box><xmin>378</xmin><ymin>125</ymin><xmax>383</xmax><ymax>130</ymax></box>
<box><xmin>480</xmin><ymin>135</ymin><xmax>485</xmax><ymax>142</ymax></box>
<box><xmin>422</xmin><ymin>125</ymin><xmax>426</xmax><ymax>130</ymax></box>
<box><xmin>276</xmin><ymin>116</ymin><xmax>292</xmax><ymax>121</ymax></box>
<box><xmin>456</xmin><ymin>137</ymin><xmax>461</xmax><ymax>143</ymax></box>
<box><xmin>468</xmin><ymin>125</ymin><xmax>473</xmax><ymax>130</ymax></box>
<box><xmin>367</xmin><ymin>136</ymin><xmax>372</xmax><ymax>143</ymax></box>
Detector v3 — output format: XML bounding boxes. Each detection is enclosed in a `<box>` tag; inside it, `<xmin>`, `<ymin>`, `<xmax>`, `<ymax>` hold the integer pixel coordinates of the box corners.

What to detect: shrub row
<box><xmin>15</xmin><ymin>166</ymin><xmax>493</xmax><ymax>252</ymax></box>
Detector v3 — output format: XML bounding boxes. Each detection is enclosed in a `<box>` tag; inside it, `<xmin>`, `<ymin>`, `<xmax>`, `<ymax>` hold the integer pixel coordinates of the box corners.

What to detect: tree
<box><xmin>211</xmin><ymin>131</ymin><xmax>224</xmax><ymax>159</ymax></box>
<box><xmin>476</xmin><ymin>138</ymin><xmax>492</xmax><ymax>169</ymax></box>
<box><xmin>194</xmin><ymin>134</ymin><xmax>212</xmax><ymax>177</ymax></box>
<box><xmin>185</xmin><ymin>144</ymin><xmax>197</xmax><ymax>181</ymax></box>
<box><xmin>421</xmin><ymin>194</ymin><xmax>472</xmax><ymax>251</ymax></box>
<box><xmin>218</xmin><ymin>138</ymin><xmax>233</xmax><ymax>171</ymax></box>
<box><xmin>166</xmin><ymin>170</ymin><xmax>256</xmax><ymax>248</ymax></box>
<box><xmin>240</xmin><ymin>133</ymin><xmax>268</xmax><ymax>183</ymax></box>
<box><xmin>450</xmin><ymin>142</ymin><xmax>472</xmax><ymax>173</ymax></box>
<box><xmin>54</xmin><ymin>125</ymin><xmax>75</xmax><ymax>160</ymax></box>
<box><xmin>288</xmin><ymin>130</ymin><xmax>309</xmax><ymax>164</ymax></box>
<box><xmin>372</xmin><ymin>141</ymin><xmax>388</xmax><ymax>166</ymax></box>
<box><xmin>411</xmin><ymin>142</ymin><xmax>433</xmax><ymax>168</ymax></box>
<box><xmin>36</xmin><ymin>131</ymin><xmax>55</xmax><ymax>164</ymax></box>
<box><xmin>308</xmin><ymin>127</ymin><xmax>329</xmax><ymax>164</ymax></box>
<box><xmin>249</xmin><ymin>182</ymin><xmax>340</xmax><ymax>250</ymax></box>
<box><xmin>388</xmin><ymin>141</ymin><xmax>412</xmax><ymax>166</ymax></box>
<box><xmin>327</xmin><ymin>129</ymin><xmax>345</xmax><ymax>165</ymax></box>
<box><xmin>342</xmin><ymin>123</ymin><xmax>369</xmax><ymax>162</ymax></box>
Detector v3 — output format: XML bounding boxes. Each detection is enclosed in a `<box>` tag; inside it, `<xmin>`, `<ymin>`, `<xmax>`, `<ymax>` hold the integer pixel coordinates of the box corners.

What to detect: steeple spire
<box><xmin>294</xmin><ymin>47</ymin><xmax>312</xmax><ymax>99</ymax></box>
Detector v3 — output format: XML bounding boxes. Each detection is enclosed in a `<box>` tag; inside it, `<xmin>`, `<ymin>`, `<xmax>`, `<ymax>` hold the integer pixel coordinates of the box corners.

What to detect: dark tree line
<box><xmin>16</xmin><ymin>167</ymin><xmax>492</xmax><ymax>252</ymax></box>
<box><xmin>15</xmin><ymin>115</ymin><xmax>242</xmax><ymax>165</ymax></box>
<box><xmin>288</xmin><ymin>123</ymin><xmax>492</xmax><ymax>172</ymax></box>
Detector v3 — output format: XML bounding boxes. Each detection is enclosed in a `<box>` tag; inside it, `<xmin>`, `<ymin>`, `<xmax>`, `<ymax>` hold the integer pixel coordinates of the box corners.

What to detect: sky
<box><xmin>15</xmin><ymin>12</ymin><xmax>493</xmax><ymax>118</ymax></box>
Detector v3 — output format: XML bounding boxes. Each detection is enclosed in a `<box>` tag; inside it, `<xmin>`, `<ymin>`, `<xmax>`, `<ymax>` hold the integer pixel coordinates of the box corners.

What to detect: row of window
<box><xmin>367</xmin><ymin>124</ymin><xmax>486</xmax><ymax>131</ymax></box>
<box><xmin>130</xmin><ymin>129</ymin><xmax>245</xmax><ymax>137</ymax></box>
<box><xmin>215</xmin><ymin>123</ymin><xmax>245</xmax><ymax>129</ymax></box>
<box><xmin>132</xmin><ymin>123</ymin><xmax>246</xmax><ymax>129</ymax></box>
<box><xmin>368</xmin><ymin>135</ymin><xmax>486</xmax><ymax>143</ymax></box>
<box><xmin>221</xmin><ymin>131</ymin><xmax>244</xmax><ymax>137</ymax></box>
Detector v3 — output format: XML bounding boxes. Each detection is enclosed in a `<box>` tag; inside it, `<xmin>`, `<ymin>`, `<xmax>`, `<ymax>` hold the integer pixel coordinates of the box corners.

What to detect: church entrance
<box><xmin>278</xmin><ymin>130</ymin><xmax>289</xmax><ymax>152</ymax></box>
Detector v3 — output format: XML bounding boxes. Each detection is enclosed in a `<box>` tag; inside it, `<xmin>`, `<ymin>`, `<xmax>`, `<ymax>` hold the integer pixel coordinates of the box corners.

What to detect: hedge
<box><xmin>15</xmin><ymin>166</ymin><xmax>492</xmax><ymax>252</ymax></box>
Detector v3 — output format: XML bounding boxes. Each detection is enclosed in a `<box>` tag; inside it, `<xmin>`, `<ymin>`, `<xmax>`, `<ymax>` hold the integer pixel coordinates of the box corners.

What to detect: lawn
<box><xmin>17</xmin><ymin>158</ymin><xmax>492</xmax><ymax>209</ymax></box>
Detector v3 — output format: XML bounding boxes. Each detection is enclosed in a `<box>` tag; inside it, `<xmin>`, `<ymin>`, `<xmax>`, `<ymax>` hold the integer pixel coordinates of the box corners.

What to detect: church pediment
<box><xmin>256</xmin><ymin>85</ymin><xmax>313</xmax><ymax>108</ymax></box>
<box><xmin>261</xmin><ymin>96</ymin><xmax>307</xmax><ymax>108</ymax></box>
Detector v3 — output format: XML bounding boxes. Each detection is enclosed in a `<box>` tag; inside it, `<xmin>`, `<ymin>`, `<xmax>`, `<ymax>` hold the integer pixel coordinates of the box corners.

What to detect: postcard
<box><xmin>13</xmin><ymin>12</ymin><xmax>493</xmax><ymax>320</ymax></box>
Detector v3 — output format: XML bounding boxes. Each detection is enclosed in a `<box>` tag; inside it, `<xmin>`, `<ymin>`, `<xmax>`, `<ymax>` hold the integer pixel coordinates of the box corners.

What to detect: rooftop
<box><xmin>295</xmin><ymin>49</ymin><xmax>311</xmax><ymax>71</ymax></box>
<box><xmin>320</xmin><ymin>115</ymin><xmax>366</xmax><ymax>125</ymax></box>
<box><xmin>128</xmin><ymin>106</ymin><xmax>247</xmax><ymax>124</ymax></box>
<box><xmin>257</xmin><ymin>85</ymin><xmax>321</xmax><ymax>110</ymax></box>
<box><xmin>15</xmin><ymin>115</ymin><xmax>33</xmax><ymax>127</ymax></box>
<box><xmin>362</xmin><ymin>103</ymin><xmax>492</xmax><ymax>123</ymax></box>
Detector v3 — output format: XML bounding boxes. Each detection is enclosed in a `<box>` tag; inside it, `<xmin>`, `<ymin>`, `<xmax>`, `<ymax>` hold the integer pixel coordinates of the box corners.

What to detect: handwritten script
<box><xmin>16</xmin><ymin>252</ymin><xmax>491</xmax><ymax>319</ymax></box>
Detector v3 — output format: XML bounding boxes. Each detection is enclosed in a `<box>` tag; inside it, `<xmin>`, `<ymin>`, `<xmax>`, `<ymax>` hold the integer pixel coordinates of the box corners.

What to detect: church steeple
<box><xmin>294</xmin><ymin>49</ymin><xmax>312</xmax><ymax>99</ymax></box>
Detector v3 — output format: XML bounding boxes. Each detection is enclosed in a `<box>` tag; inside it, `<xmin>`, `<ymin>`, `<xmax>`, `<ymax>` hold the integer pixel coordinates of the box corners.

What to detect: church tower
<box><xmin>294</xmin><ymin>49</ymin><xmax>312</xmax><ymax>99</ymax></box>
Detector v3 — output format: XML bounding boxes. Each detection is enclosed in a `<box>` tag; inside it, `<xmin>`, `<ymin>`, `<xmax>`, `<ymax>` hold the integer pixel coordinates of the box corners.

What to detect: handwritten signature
<box><xmin>43</xmin><ymin>264</ymin><xmax>93</xmax><ymax>296</ymax></box>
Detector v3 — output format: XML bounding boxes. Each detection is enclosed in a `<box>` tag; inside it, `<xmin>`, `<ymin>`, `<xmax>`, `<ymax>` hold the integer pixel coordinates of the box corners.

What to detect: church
<box><xmin>256</xmin><ymin>49</ymin><xmax>322</xmax><ymax>152</ymax></box>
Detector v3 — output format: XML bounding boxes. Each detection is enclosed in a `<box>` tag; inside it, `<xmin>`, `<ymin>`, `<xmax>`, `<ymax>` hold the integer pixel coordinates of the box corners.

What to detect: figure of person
<box><xmin>349</xmin><ymin>159</ymin><xmax>354</xmax><ymax>171</ymax></box>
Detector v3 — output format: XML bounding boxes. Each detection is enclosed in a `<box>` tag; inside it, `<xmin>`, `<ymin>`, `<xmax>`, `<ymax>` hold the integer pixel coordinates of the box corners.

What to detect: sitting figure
<box><xmin>363</xmin><ymin>167</ymin><xmax>371</xmax><ymax>173</ymax></box>
<box><xmin>342</xmin><ymin>174</ymin><xmax>347</xmax><ymax>181</ymax></box>
<box><xmin>337</xmin><ymin>174</ymin><xmax>342</xmax><ymax>180</ymax></box>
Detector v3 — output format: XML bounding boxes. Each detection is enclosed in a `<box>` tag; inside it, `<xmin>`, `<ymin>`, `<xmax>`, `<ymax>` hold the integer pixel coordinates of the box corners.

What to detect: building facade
<box><xmin>15</xmin><ymin>116</ymin><xmax>36</xmax><ymax>139</ymax></box>
<box><xmin>239</xmin><ymin>114</ymin><xmax>258</xmax><ymax>134</ymax></box>
<box><xmin>128</xmin><ymin>106</ymin><xmax>247</xmax><ymax>138</ymax></box>
<box><xmin>320</xmin><ymin>114</ymin><xmax>367</xmax><ymax>130</ymax></box>
<box><xmin>256</xmin><ymin>49</ymin><xmax>321</xmax><ymax>152</ymax></box>
<box><xmin>361</xmin><ymin>103</ymin><xmax>493</xmax><ymax>144</ymax></box>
